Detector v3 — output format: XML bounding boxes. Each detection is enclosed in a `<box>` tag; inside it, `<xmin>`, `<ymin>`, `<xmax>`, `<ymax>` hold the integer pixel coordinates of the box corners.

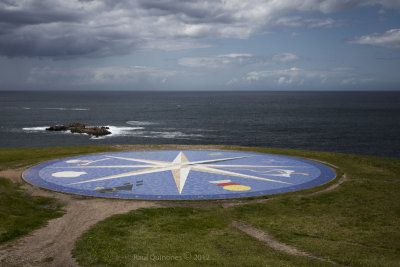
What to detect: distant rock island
<box><xmin>46</xmin><ymin>122</ymin><xmax>111</xmax><ymax>137</ymax></box>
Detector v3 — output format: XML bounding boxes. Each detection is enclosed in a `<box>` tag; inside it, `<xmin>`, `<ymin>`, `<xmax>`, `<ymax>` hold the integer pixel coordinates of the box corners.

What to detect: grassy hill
<box><xmin>0</xmin><ymin>145</ymin><xmax>399</xmax><ymax>266</ymax></box>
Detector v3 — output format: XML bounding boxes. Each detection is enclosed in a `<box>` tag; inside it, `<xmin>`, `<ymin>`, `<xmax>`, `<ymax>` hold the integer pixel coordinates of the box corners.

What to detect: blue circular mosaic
<box><xmin>23</xmin><ymin>150</ymin><xmax>336</xmax><ymax>200</ymax></box>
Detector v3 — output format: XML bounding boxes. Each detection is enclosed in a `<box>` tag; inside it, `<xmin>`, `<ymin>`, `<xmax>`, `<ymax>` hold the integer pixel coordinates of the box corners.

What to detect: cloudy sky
<box><xmin>1</xmin><ymin>0</ymin><xmax>400</xmax><ymax>91</ymax></box>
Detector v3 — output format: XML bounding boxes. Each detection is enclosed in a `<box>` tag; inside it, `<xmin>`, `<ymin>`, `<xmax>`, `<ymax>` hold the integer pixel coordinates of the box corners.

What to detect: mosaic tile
<box><xmin>23</xmin><ymin>150</ymin><xmax>335</xmax><ymax>200</ymax></box>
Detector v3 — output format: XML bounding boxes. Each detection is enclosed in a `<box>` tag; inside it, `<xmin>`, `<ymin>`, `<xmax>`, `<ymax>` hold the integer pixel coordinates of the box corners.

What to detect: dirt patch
<box><xmin>308</xmin><ymin>174</ymin><xmax>347</xmax><ymax>196</ymax></box>
<box><xmin>231</xmin><ymin>221</ymin><xmax>337</xmax><ymax>264</ymax></box>
<box><xmin>0</xmin><ymin>197</ymin><xmax>158</xmax><ymax>266</ymax></box>
<box><xmin>219</xmin><ymin>198</ymin><xmax>271</xmax><ymax>208</ymax></box>
<box><xmin>0</xmin><ymin>169</ymin><xmax>23</xmax><ymax>183</ymax></box>
<box><xmin>1</xmin><ymin>165</ymin><xmax>159</xmax><ymax>266</ymax></box>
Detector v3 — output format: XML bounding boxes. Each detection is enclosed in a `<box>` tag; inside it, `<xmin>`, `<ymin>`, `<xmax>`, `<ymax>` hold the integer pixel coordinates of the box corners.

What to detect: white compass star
<box><xmin>59</xmin><ymin>151</ymin><xmax>295</xmax><ymax>194</ymax></box>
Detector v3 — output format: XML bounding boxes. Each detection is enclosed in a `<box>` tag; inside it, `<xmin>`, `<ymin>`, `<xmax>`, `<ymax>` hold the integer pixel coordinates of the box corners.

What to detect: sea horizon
<box><xmin>1</xmin><ymin>90</ymin><xmax>399</xmax><ymax>159</ymax></box>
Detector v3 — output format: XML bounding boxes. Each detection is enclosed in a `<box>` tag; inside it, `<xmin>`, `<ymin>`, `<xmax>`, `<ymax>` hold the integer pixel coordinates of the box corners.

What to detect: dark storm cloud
<box><xmin>0</xmin><ymin>0</ymin><xmax>83</xmax><ymax>25</ymax></box>
<box><xmin>0</xmin><ymin>0</ymin><xmax>399</xmax><ymax>59</ymax></box>
<box><xmin>0</xmin><ymin>21</ymin><xmax>136</xmax><ymax>58</ymax></box>
<box><xmin>138</xmin><ymin>0</ymin><xmax>235</xmax><ymax>24</ymax></box>
<box><xmin>0</xmin><ymin>9</ymin><xmax>77</xmax><ymax>26</ymax></box>
<box><xmin>0</xmin><ymin>0</ymin><xmax>136</xmax><ymax>58</ymax></box>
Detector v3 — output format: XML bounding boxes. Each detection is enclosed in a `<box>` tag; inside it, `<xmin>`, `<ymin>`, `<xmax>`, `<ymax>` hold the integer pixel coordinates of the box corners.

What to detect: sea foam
<box><xmin>143</xmin><ymin>131</ymin><xmax>204</xmax><ymax>139</ymax></box>
<box><xmin>126</xmin><ymin>120</ymin><xmax>156</xmax><ymax>126</ymax></box>
<box><xmin>22</xmin><ymin>126</ymin><xmax>49</xmax><ymax>132</ymax></box>
<box><xmin>41</xmin><ymin>107</ymin><xmax>89</xmax><ymax>111</ymax></box>
<box><xmin>90</xmin><ymin>126</ymin><xmax>144</xmax><ymax>139</ymax></box>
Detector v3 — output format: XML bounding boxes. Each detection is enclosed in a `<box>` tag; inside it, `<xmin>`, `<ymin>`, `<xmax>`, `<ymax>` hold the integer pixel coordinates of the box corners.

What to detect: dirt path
<box><xmin>231</xmin><ymin>221</ymin><xmax>337</xmax><ymax>265</ymax></box>
<box><xmin>0</xmin><ymin>196</ymin><xmax>158</xmax><ymax>266</ymax></box>
<box><xmin>0</xmin><ymin>169</ymin><xmax>24</xmax><ymax>183</ymax></box>
<box><xmin>308</xmin><ymin>174</ymin><xmax>347</xmax><ymax>196</ymax></box>
<box><xmin>0</xmin><ymin>169</ymin><xmax>159</xmax><ymax>266</ymax></box>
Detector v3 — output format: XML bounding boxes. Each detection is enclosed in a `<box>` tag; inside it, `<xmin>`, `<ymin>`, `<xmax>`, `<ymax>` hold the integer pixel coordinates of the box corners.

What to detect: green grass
<box><xmin>0</xmin><ymin>177</ymin><xmax>65</xmax><ymax>244</ymax></box>
<box><xmin>0</xmin><ymin>145</ymin><xmax>399</xmax><ymax>266</ymax></box>
<box><xmin>230</xmin><ymin>151</ymin><xmax>400</xmax><ymax>266</ymax></box>
<box><xmin>71</xmin><ymin>146</ymin><xmax>400</xmax><ymax>266</ymax></box>
<box><xmin>0</xmin><ymin>145</ymin><xmax>116</xmax><ymax>244</ymax></box>
<box><xmin>0</xmin><ymin>145</ymin><xmax>117</xmax><ymax>170</ymax></box>
<box><xmin>72</xmin><ymin>207</ymin><xmax>327</xmax><ymax>266</ymax></box>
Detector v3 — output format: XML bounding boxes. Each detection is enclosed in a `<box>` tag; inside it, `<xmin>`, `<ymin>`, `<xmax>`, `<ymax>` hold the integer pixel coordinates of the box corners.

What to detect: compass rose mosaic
<box><xmin>23</xmin><ymin>150</ymin><xmax>335</xmax><ymax>200</ymax></box>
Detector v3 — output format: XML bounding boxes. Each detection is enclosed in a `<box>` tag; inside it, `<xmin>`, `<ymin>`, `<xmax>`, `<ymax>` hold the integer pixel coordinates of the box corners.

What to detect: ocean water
<box><xmin>0</xmin><ymin>91</ymin><xmax>399</xmax><ymax>158</ymax></box>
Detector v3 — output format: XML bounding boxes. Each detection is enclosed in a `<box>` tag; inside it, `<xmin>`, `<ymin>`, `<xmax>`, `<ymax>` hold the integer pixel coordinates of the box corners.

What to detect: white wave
<box><xmin>146</xmin><ymin>131</ymin><xmax>204</xmax><ymax>139</ymax></box>
<box><xmin>22</xmin><ymin>107</ymin><xmax>31</xmax><ymax>110</ymax></box>
<box><xmin>91</xmin><ymin>128</ymin><xmax>204</xmax><ymax>139</ymax></box>
<box><xmin>90</xmin><ymin>125</ymin><xmax>144</xmax><ymax>139</ymax></box>
<box><xmin>126</xmin><ymin>120</ymin><xmax>156</xmax><ymax>126</ymax></box>
<box><xmin>41</xmin><ymin>108</ymin><xmax>89</xmax><ymax>111</ymax></box>
<box><xmin>71</xmin><ymin>108</ymin><xmax>89</xmax><ymax>111</ymax></box>
<box><xmin>108</xmin><ymin>126</ymin><xmax>144</xmax><ymax>136</ymax></box>
<box><xmin>22</xmin><ymin>126</ymin><xmax>49</xmax><ymax>132</ymax></box>
<box><xmin>22</xmin><ymin>125</ymin><xmax>203</xmax><ymax>140</ymax></box>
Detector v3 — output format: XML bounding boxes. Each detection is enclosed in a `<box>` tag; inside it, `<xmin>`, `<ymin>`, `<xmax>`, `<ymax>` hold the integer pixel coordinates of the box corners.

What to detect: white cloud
<box><xmin>178</xmin><ymin>53</ymin><xmax>262</xmax><ymax>68</ymax></box>
<box><xmin>276</xmin><ymin>16</ymin><xmax>304</xmax><ymax>27</ymax></box>
<box><xmin>28</xmin><ymin>66</ymin><xmax>176</xmax><ymax>85</ymax></box>
<box><xmin>276</xmin><ymin>16</ymin><xmax>339</xmax><ymax>28</ymax></box>
<box><xmin>1</xmin><ymin>0</ymin><xmax>399</xmax><ymax>58</ymax></box>
<box><xmin>378</xmin><ymin>0</ymin><xmax>400</xmax><ymax>9</ymax></box>
<box><xmin>350</xmin><ymin>29</ymin><xmax>400</xmax><ymax>50</ymax></box>
<box><xmin>306</xmin><ymin>18</ymin><xmax>337</xmax><ymax>28</ymax></box>
<box><xmin>178</xmin><ymin>53</ymin><xmax>299</xmax><ymax>68</ymax></box>
<box><xmin>341</xmin><ymin>77</ymin><xmax>375</xmax><ymax>84</ymax></box>
<box><xmin>272</xmin><ymin>53</ymin><xmax>300</xmax><ymax>63</ymax></box>
<box><xmin>276</xmin><ymin>16</ymin><xmax>343</xmax><ymax>29</ymax></box>
<box><xmin>245</xmin><ymin>66</ymin><xmax>370</xmax><ymax>86</ymax></box>
<box><xmin>246</xmin><ymin>67</ymin><xmax>322</xmax><ymax>84</ymax></box>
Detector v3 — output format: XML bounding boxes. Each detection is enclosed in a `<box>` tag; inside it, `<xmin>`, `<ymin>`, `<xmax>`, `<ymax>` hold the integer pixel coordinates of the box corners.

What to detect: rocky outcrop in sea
<box><xmin>46</xmin><ymin>122</ymin><xmax>111</xmax><ymax>137</ymax></box>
